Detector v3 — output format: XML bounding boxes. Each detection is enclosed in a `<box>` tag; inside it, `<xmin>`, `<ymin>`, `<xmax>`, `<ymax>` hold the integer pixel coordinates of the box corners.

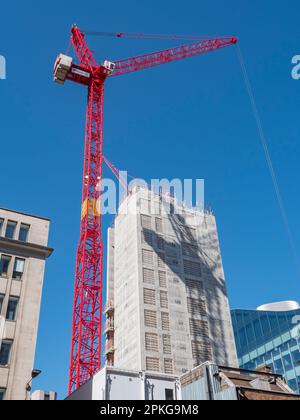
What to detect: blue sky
<box><xmin>1</xmin><ymin>0</ymin><xmax>300</xmax><ymax>399</ymax></box>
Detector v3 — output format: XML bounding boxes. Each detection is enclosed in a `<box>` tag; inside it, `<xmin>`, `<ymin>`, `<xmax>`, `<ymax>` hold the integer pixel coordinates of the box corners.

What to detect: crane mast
<box><xmin>54</xmin><ymin>25</ymin><xmax>237</xmax><ymax>394</ymax></box>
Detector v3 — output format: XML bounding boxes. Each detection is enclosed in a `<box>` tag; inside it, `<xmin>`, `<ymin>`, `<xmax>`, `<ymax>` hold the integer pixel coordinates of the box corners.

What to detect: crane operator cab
<box><xmin>101</xmin><ymin>60</ymin><xmax>116</xmax><ymax>76</ymax></box>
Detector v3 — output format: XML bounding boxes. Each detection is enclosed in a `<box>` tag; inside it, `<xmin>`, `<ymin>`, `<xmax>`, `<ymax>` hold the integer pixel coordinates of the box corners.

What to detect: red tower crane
<box><xmin>54</xmin><ymin>25</ymin><xmax>237</xmax><ymax>394</ymax></box>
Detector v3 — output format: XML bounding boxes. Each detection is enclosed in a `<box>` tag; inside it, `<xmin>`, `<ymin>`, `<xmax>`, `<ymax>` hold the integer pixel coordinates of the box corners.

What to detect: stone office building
<box><xmin>0</xmin><ymin>208</ymin><xmax>53</xmax><ymax>400</ymax></box>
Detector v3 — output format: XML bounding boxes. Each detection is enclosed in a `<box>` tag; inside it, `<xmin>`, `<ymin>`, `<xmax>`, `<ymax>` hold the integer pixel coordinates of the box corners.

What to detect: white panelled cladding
<box><xmin>106</xmin><ymin>188</ymin><xmax>238</xmax><ymax>376</ymax></box>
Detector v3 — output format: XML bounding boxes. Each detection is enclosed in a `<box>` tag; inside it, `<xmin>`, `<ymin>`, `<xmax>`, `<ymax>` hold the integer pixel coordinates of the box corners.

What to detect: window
<box><xmin>190</xmin><ymin>319</ymin><xmax>210</xmax><ymax>338</ymax></box>
<box><xmin>0</xmin><ymin>255</ymin><xmax>11</xmax><ymax>278</ymax></box>
<box><xmin>182</xmin><ymin>226</ymin><xmax>197</xmax><ymax>241</ymax></box>
<box><xmin>155</xmin><ymin>218</ymin><xmax>163</xmax><ymax>233</ymax></box>
<box><xmin>187</xmin><ymin>298</ymin><xmax>207</xmax><ymax>316</ymax></box>
<box><xmin>182</xmin><ymin>243</ymin><xmax>198</xmax><ymax>258</ymax></box>
<box><xmin>142</xmin><ymin>230</ymin><xmax>153</xmax><ymax>246</ymax></box>
<box><xmin>6</xmin><ymin>297</ymin><xmax>19</xmax><ymax>321</ymax></box>
<box><xmin>292</xmin><ymin>349</ymin><xmax>300</xmax><ymax>365</ymax></box>
<box><xmin>12</xmin><ymin>258</ymin><xmax>25</xmax><ymax>280</ymax></box>
<box><xmin>160</xmin><ymin>291</ymin><xmax>168</xmax><ymax>309</ymax></box>
<box><xmin>0</xmin><ymin>219</ymin><xmax>4</xmax><ymax>236</ymax></box>
<box><xmin>144</xmin><ymin>289</ymin><xmax>156</xmax><ymax>306</ymax></box>
<box><xmin>142</xmin><ymin>249</ymin><xmax>154</xmax><ymax>266</ymax></box>
<box><xmin>158</xmin><ymin>271</ymin><xmax>167</xmax><ymax>288</ymax></box>
<box><xmin>163</xmin><ymin>335</ymin><xmax>172</xmax><ymax>355</ymax></box>
<box><xmin>144</xmin><ymin>310</ymin><xmax>157</xmax><ymax>328</ymax></box>
<box><xmin>145</xmin><ymin>333</ymin><xmax>159</xmax><ymax>352</ymax></box>
<box><xmin>157</xmin><ymin>253</ymin><xmax>166</xmax><ymax>269</ymax></box>
<box><xmin>5</xmin><ymin>221</ymin><xmax>17</xmax><ymax>239</ymax></box>
<box><xmin>274</xmin><ymin>358</ymin><xmax>284</xmax><ymax>374</ymax></box>
<box><xmin>0</xmin><ymin>341</ymin><xmax>12</xmax><ymax>366</ymax></box>
<box><xmin>164</xmin><ymin>360</ymin><xmax>174</xmax><ymax>375</ymax></box>
<box><xmin>185</xmin><ymin>279</ymin><xmax>204</xmax><ymax>298</ymax></box>
<box><xmin>192</xmin><ymin>341</ymin><xmax>213</xmax><ymax>365</ymax></box>
<box><xmin>0</xmin><ymin>295</ymin><xmax>4</xmax><ymax>314</ymax></box>
<box><xmin>253</xmin><ymin>319</ymin><xmax>263</xmax><ymax>339</ymax></box>
<box><xmin>18</xmin><ymin>224</ymin><xmax>30</xmax><ymax>242</ymax></box>
<box><xmin>168</xmin><ymin>258</ymin><xmax>179</xmax><ymax>267</ymax></box>
<box><xmin>0</xmin><ymin>388</ymin><xmax>6</xmax><ymax>401</ymax></box>
<box><xmin>161</xmin><ymin>312</ymin><xmax>170</xmax><ymax>331</ymax></box>
<box><xmin>157</xmin><ymin>236</ymin><xmax>165</xmax><ymax>251</ymax></box>
<box><xmin>143</xmin><ymin>268</ymin><xmax>155</xmax><ymax>285</ymax></box>
<box><xmin>283</xmin><ymin>354</ymin><xmax>293</xmax><ymax>371</ymax></box>
<box><xmin>165</xmin><ymin>389</ymin><xmax>174</xmax><ymax>400</ymax></box>
<box><xmin>146</xmin><ymin>357</ymin><xmax>160</xmax><ymax>372</ymax></box>
<box><xmin>141</xmin><ymin>215</ymin><xmax>152</xmax><ymax>229</ymax></box>
<box><xmin>183</xmin><ymin>260</ymin><xmax>202</xmax><ymax>277</ymax></box>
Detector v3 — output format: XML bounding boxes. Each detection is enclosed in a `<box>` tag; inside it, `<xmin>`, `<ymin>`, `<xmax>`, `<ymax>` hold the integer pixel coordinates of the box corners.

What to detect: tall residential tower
<box><xmin>0</xmin><ymin>208</ymin><xmax>53</xmax><ymax>400</ymax></box>
<box><xmin>105</xmin><ymin>188</ymin><xmax>237</xmax><ymax>375</ymax></box>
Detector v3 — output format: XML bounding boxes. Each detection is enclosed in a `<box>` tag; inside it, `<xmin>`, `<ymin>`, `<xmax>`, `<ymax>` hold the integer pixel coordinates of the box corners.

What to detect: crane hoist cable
<box><xmin>236</xmin><ymin>44</ymin><xmax>300</xmax><ymax>277</ymax></box>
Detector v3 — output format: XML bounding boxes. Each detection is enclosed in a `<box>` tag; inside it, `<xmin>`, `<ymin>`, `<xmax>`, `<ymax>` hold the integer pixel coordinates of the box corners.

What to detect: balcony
<box><xmin>105</xmin><ymin>340</ymin><xmax>115</xmax><ymax>355</ymax></box>
<box><xmin>104</xmin><ymin>300</ymin><xmax>114</xmax><ymax>315</ymax></box>
<box><xmin>104</xmin><ymin>319</ymin><xmax>114</xmax><ymax>334</ymax></box>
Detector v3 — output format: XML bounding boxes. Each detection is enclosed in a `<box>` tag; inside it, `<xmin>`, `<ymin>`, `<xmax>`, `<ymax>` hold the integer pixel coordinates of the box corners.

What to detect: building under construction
<box><xmin>105</xmin><ymin>187</ymin><xmax>237</xmax><ymax>375</ymax></box>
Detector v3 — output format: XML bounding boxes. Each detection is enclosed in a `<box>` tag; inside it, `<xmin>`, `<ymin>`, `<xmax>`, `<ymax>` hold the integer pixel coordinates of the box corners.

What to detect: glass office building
<box><xmin>232</xmin><ymin>301</ymin><xmax>300</xmax><ymax>394</ymax></box>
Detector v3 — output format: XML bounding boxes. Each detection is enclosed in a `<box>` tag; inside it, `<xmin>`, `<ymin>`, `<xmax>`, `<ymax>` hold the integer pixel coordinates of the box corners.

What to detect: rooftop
<box><xmin>0</xmin><ymin>207</ymin><xmax>50</xmax><ymax>222</ymax></box>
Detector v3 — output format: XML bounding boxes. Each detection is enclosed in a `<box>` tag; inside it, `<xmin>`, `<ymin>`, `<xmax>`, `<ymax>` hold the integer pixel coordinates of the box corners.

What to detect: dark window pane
<box><xmin>18</xmin><ymin>224</ymin><xmax>30</xmax><ymax>242</ymax></box>
<box><xmin>5</xmin><ymin>221</ymin><xmax>17</xmax><ymax>239</ymax></box>
<box><xmin>0</xmin><ymin>388</ymin><xmax>5</xmax><ymax>400</ymax></box>
<box><xmin>6</xmin><ymin>298</ymin><xmax>18</xmax><ymax>321</ymax></box>
<box><xmin>0</xmin><ymin>342</ymin><xmax>12</xmax><ymax>365</ymax></box>
<box><xmin>269</xmin><ymin>315</ymin><xmax>279</xmax><ymax>331</ymax></box>
<box><xmin>253</xmin><ymin>319</ymin><xmax>263</xmax><ymax>339</ymax></box>
<box><xmin>274</xmin><ymin>358</ymin><xmax>284</xmax><ymax>374</ymax></box>
<box><xmin>0</xmin><ymin>255</ymin><xmax>11</xmax><ymax>277</ymax></box>
<box><xmin>283</xmin><ymin>354</ymin><xmax>293</xmax><ymax>371</ymax></box>
<box><xmin>165</xmin><ymin>389</ymin><xmax>174</xmax><ymax>401</ymax></box>
<box><xmin>12</xmin><ymin>258</ymin><xmax>25</xmax><ymax>280</ymax></box>
<box><xmin>245</xmin><ymin>323</ymin><xmax>255</xmax><ymax>345</ymax></box>
<box><xmin>277</xmin><ymin>314</ymin><xmax>289</xmax><ymax>330</ymax></box>
<box><xmin>292</xmin><ymin>349</ymin><xmax>300</xmax><ymax>365</ymax></box>
<box><xmin>260</xmin><ymin>315</ymin><xmax>270</xmax><ymax>335</ymax></box>
<box><xmin>0</xmin><ymin>295</ymin><xmax>4</xmax><ymax>314</ymax></box>
<box><xmin>288</xmin><ymin>379</ymin><xmax>297</xmax><ymax>393</ymax></box>
<box><xmin>239</xmin><ymin>328</ymin><xmax>248</xmax><ymax>349</ymax></box>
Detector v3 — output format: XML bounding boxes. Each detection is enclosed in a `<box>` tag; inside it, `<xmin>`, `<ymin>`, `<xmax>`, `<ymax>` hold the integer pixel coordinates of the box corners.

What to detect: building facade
<box><xmin>66</xmin><ymin>363</ymin><xmax>300</xmax><ymax>401</ymax></box>
<box><xmin>30</xmin><ymin>390</ymin><xmax>57</xmax><ymax>401</ymax></box>
<box><xmin>105</xmin><ymin>188</ymin><xmax>237</xmax><ymax>376</ymax></box>
<box><xmin>232</xmin><ymin>301</ymin><xmax>300</xmax><ymax>394</ymax></box>
<box><xmin>0</xmin><ymin>208</ymin><xmax>53</xmax><ymax>400</ymax></box>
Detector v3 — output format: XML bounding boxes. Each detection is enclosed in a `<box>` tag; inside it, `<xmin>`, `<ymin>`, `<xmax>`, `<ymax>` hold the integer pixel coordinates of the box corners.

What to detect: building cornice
<box><xmin>0</xmin><ymin>208</ymin><xmax>50</xmax><ymax>222</ymax></box>
<box><xmin>0</xmin><ymin>237</ymin><xmax>53</xmax><ymax>259</ymax></box>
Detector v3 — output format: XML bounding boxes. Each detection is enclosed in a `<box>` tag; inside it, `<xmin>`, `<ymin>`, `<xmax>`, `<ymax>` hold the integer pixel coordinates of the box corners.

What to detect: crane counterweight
<box><xmin>54</xmin><ymin>54</ymin><xmax>73</xmax><ymax>84</ymax></box>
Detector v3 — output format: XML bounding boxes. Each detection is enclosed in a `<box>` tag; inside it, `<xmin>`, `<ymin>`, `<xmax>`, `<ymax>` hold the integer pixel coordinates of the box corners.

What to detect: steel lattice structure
<box><xmin>54</xmin><ymin>25</ymin><xmax>237</xmax><ymax>394</ymax></box>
